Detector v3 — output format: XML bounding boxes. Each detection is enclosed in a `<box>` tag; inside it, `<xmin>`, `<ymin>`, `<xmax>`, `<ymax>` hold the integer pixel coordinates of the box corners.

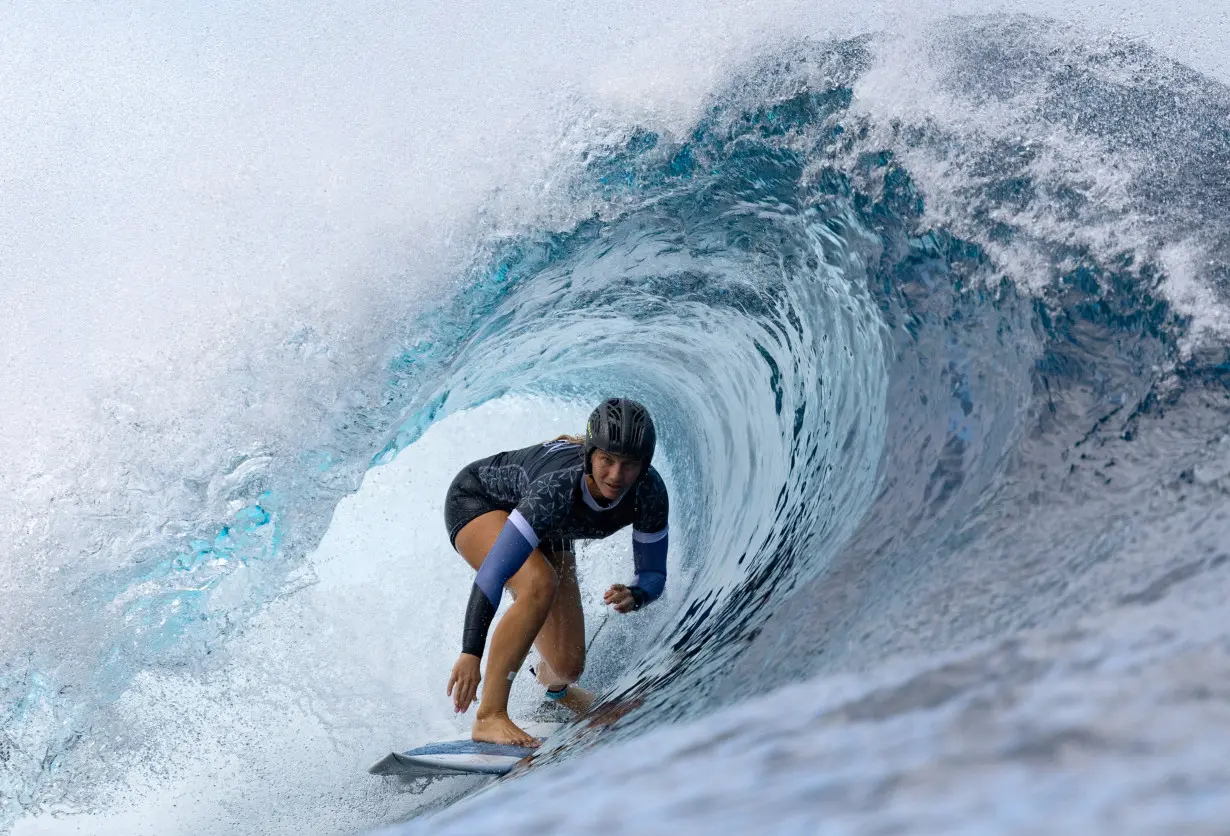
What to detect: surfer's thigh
<box><xmin>533</xmin><ymin>547</ymin><xmax>585</xmax><ymax>682</ymax></box>
<box><xmin>453</xmin><ymin>510</ymin><xmax>559</xmax><ymax>605</ymax></box>
<box><xmin>452</xmin><ymin>510</ymin><xmax>510</xmax><ymax>573</ymax></box>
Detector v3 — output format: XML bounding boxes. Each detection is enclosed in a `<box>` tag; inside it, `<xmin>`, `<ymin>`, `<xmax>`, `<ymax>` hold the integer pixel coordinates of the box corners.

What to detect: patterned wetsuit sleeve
<box><xmin>629</xmin><ymin>468</ymin><xmax>669</xmax><ymax>608</ymax></box>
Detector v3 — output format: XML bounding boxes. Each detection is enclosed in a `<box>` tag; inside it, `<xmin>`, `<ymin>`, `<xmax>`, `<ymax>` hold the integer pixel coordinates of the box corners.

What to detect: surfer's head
<box><xmin>584</xmin><ymin>397</ymin><xmax>656</xmax><ymax>499</ymax></box>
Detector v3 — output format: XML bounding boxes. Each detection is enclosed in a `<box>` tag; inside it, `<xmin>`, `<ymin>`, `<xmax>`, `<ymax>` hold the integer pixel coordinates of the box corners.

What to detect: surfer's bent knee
<box><xmin>551</xmin><ymin>655</ymin><xmax>584</xmax><ymax>684</ymax></box>
<box><xmin>509</xmin><ymin>557</ymin><xmax>558</xmax><ymax>608</ymax></box>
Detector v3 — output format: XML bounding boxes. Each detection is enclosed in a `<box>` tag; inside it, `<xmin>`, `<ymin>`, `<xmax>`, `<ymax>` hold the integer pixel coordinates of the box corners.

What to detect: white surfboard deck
<box><xmin>369</xmin><ymin>722</ymin><xmax>563</xmax><ymax>778</ymax></box>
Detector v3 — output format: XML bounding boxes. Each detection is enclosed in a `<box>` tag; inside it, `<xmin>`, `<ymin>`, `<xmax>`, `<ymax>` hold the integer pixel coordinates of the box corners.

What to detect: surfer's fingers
<box><xmin>603</xmin><ymin>583</ymin><xmax>628</xmax><ymax>599</ymax></box>
<box><xmin>447</xmin><ymin>664</ymin><xmax>471</xmax><ymax>700</ymax></box>
<box><xmin>457</xmin><ymin>680</ymin><xmax>477</xmax><ymax>712</ymax></box>
<box><xmin>450</xmin><ymin>667</ymin><xmax>479</xmax><ymax>711</ymax></box>
<box><xmin>605</xmin><ymin>586</ymin><xmax>634</xmax><ymax>612</ymax></box>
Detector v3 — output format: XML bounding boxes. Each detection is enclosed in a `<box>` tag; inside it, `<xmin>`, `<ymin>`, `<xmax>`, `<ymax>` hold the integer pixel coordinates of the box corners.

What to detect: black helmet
<box><xmin>584</xmin><ymin>397</ymin><xmax>656</xmax><ymax>475</ymax></box>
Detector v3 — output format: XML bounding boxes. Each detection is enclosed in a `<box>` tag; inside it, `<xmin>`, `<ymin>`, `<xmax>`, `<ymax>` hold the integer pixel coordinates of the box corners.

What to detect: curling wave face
<box><xmin>6</xmin><ymin>15</ymin><xmax>1230</xmax><ymax>835</ymax></box>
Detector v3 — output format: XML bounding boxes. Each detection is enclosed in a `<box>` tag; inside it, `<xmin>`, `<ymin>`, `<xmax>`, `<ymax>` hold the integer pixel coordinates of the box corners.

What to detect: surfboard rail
<box><xmin>368</xmin><ymin>739</ymin><xmax>537</xmax><ymax>777</ymax></box>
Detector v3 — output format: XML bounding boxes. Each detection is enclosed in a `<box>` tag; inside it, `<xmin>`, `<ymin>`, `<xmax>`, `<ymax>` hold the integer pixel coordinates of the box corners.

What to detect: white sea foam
<box><xmin>11</xmin><ymin>397</ymin><xmax>621</xmax><ymax>835</ymax></box>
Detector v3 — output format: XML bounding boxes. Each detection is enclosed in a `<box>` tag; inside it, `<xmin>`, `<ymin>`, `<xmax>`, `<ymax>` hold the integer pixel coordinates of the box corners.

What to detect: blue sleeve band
<box><xmin>474</xmin><ymin>514</ymin><xmax>536</xmax><ymax>607</ymax></box>
<box><xmin>631</xmin><ymin>529</ymin><xmax>668</xmax><ymax>603</ymax></box>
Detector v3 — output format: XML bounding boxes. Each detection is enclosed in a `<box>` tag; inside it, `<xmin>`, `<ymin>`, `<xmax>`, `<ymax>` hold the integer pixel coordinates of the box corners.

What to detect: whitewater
<box><xmin>3</xmin><ymin>1</ymin><xmax>1229</xmax><ymax>833</ymax></box>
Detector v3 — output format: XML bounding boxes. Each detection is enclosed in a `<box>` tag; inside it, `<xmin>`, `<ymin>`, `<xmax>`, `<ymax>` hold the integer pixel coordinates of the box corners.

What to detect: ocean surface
<box><xmin>3</xmin><ymin>3</ymin><xmax>1229</xmax><ymax>833</ymax></box>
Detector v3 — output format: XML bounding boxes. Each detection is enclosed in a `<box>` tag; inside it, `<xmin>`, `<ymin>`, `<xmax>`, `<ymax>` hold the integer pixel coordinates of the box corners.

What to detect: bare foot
<box><xmin>472</xmin><ymin>712</ymin><xmax>539</xmax><ymax>748</ymax></box>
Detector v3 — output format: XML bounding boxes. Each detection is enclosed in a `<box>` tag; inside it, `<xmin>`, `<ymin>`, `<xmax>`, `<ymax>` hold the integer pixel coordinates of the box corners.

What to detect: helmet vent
<box><xmin>584</xmin><ymin>397</ymin><xmax>656</xmax><ymax>475</ymax></box>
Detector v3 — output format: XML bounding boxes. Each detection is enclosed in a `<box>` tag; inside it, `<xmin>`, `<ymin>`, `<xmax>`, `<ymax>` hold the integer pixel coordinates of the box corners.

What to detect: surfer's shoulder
<box><xmin>639</xmin><ymin>465</ymin><xmax>667</xmax><ymax>495</ymax></box>
<box><xmin>633</xmin><ymin>467</ymin><xmax>669</xmax><ymax>529</ymax></box>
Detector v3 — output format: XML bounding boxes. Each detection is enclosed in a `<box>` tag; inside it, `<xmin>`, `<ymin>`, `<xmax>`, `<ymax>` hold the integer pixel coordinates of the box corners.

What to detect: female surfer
<box><xmin>443</xmin><ymin>397</ymin><xmax>670</xmax><ymax>746</ymax></box>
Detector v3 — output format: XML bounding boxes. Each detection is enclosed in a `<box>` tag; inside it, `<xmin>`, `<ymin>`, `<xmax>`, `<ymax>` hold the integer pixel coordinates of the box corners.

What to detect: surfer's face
<box><xmin>590</xmin><ymin>450</ymin><xmax>643</xmax><ymax>500</ymax></box>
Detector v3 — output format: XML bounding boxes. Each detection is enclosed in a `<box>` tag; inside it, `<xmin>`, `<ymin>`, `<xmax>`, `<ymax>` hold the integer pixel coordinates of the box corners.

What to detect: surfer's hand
<box><xmin>447</xmin><ymin>653</ymin><xmax>482</xmax><ymax>713</ymax></box>
<box><xmin>604</xmin><ymin>583</ymin><xmax>636</xmax><ymax>614</ymax></box>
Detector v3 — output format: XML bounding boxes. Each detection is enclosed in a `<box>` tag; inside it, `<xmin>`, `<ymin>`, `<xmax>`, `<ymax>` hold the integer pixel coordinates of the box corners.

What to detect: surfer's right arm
<box><xmin>459</xmin><ymin>471</ymin><xmax>572</xmax><ymax>658</ymax></box>
<box><xmin>459</xmin><ymin>510</ymin><xmax>538</xmax><ymax>656</ymax></box>
<box><xmin>447</xmin><ymin>510</ymin><xmax>541</xmax><ymax>713</ymax></box>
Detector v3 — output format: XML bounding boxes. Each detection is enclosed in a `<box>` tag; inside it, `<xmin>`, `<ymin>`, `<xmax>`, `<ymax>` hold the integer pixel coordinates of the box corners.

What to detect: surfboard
<box><xmin>368</xmin><ymin>722</ymin><xmax>563</xmax><ymax>778</ymax></box>
<box><xmin>368</xmin><ymin>739</ymin><xmax>536</xmax><ymax>777</ymax></box>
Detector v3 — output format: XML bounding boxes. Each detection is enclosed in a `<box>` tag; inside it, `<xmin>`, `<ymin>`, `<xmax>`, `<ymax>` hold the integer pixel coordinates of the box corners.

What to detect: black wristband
<box><xmin>628</xmin><ymin>585</ymin><xmax>650</xmax><ymax>610</ymax></box>
<box><xmin>462</xmin><ymin>584</ymin><xmax>497</xmax><ymax>658</ymax></box>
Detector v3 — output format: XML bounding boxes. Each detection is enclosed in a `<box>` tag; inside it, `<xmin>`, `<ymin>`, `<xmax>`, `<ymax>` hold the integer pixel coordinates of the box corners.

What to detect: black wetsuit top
<box><xmin>445</xmin><ymin>440</ymin><xmax>670</xmax><ymax>657</ymax></box>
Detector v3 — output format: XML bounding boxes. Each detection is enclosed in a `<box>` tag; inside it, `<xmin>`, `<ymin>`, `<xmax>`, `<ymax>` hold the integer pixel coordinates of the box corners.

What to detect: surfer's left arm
<box><xmin>606</xmin><ymin>468</ymin><xmax>669</xmax><ymax>613</ymax></box>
